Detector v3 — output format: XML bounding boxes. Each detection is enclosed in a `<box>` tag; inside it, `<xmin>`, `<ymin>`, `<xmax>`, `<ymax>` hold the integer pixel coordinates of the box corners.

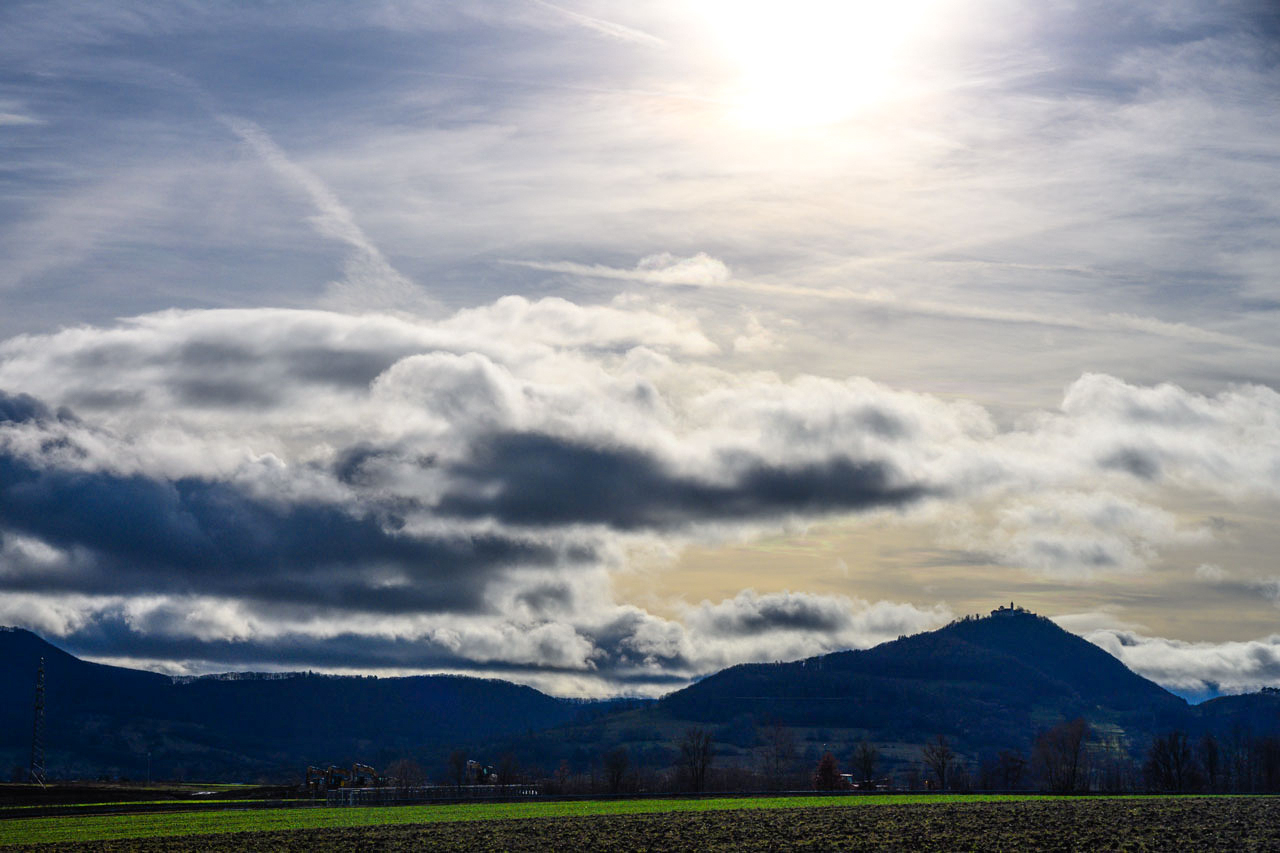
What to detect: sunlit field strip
<box><xmin>0</xmin><ymin>794</ymin><xmax>1179</xmax><ymax>846</ymax></box>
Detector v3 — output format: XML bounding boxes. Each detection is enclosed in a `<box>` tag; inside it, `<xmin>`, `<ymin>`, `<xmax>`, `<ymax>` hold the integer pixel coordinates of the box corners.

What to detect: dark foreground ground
<box><xmin>14</xmin><ymin>797</ymin><xmax>1280</xmax><ymax>852</ymax></box>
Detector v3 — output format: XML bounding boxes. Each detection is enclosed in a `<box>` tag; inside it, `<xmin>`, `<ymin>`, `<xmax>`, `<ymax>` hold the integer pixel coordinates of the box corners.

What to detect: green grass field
<box><xmin>3</xmin><ymin>798</ymin><xmax>307</xmax><ymax>812</ymax></box>
<box><xmin>0</xmin><ymin>794</ymin><xmax>1078</xmax><ymax>846</ymax></box>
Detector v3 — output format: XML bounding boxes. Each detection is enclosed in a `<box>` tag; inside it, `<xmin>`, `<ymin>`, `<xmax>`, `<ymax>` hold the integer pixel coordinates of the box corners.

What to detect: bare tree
<box><xmin>1261</xmin><ymin>736</ymin><xmax>1280</xmax><ymax>791</ymax></box>
<box><xmin>1225</xmin><ymin>724</ymin><xmax>1254</xmax><ymax>792</ymax></box>
<box><xmin>495</xmin><ymin>752</ymin><xmax>520</xmax><ymax>786</ymax></box>
<box><xmin>1198</xmin><ymin>733</ymin><xmax>1221</xmax><ymax>792</ymax></box>
<box><xmin>675</xmin><ymin>727</ymin><xmax>714</xmax><ymax>792</ymax></box>
<box><xmin>553</xmin><ymin>759</ymin><xmax>572</xmax><ymax>794</ymax></box>
<box><xmin>447</xmin><ymin>749</ymin><xmax>468</xmax><ymax>791</ymax></box>
<box><xmin>1145</xmin><ymin>731</ymin><xmax>1194</xmax><ymax>792</ymax></box>
<box><xmin>385</xmin><ymin>758</ymin><xmax>425</xmax><ymax>790</ymax></box>
<box><xmin>903</xmin><ymin>765</ymin><xmax>922</xmax><ymax>791</ymax></box>
<box><xmin>922</xmin><ymin>735</ymin><xmax>954</xmax><ymax>791</ymax></box>
<box><xmin>851</xmin><ymin>741</ymin><xmax>879</xmax><ymax>788</ymax></box>
<box><xmin>604</xmin><ymin>746</ymin><xmax>629</xmax><ymax>794</ymax></box>
<box><xmin>757</xmin><ymin>719</ymin><xmax>797</xmax><ymax>791</ymax></box>
<box><xmin>1033</xmin><ymin>718</ymin><xmax>1092</xmax><ymax>792</ymax></box>
<box><xmin>997</xmin><ymin>749</ymin><xmax>1027</xmax><ymax>790</ymax></box>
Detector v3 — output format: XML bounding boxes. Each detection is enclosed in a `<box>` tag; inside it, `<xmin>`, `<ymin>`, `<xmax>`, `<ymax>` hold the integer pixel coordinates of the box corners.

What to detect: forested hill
<box><xmin>4</xmin><ymin>612</ymin><xmax>1276</xmax><ymax>784</ymax></box>
<box><xmin>658</xmin><ymin>607</ymin><xmax>1190</xmax><ymax>753</ymax></box>
<box><xmin>0</xmin><ymin>627</ymin><xmax>587</xmax><ymax>782</ymax></box>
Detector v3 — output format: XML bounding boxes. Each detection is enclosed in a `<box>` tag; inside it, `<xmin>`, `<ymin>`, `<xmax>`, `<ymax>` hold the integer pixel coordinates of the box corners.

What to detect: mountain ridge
<box><xmin>657</xmin><ymin>606</ymin><xmax>1190</xmax><ymax>754</ymax></box>
<box><xmin>0</xmin><ymin>627</ymin><xmax>591</xmax><ymax>782</ymax></box>
<box><xmin>2</xmin><ymin>609</ymin><xmax>1276</xmax><ymax>783</ymax></box>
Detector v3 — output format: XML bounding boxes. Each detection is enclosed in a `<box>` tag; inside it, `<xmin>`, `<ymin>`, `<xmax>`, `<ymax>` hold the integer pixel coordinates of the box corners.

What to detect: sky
<box><xmin>1</xmin><ymin>0</ymin><xmax>1278</xmax><ymax>700</ymax></box>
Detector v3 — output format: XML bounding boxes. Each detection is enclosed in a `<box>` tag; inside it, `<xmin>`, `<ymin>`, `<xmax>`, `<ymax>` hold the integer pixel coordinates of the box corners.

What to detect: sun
<box><xmin>700</xmin><ymin>0</ymin><xmax>942</xmax><ymax>129</ymax></box>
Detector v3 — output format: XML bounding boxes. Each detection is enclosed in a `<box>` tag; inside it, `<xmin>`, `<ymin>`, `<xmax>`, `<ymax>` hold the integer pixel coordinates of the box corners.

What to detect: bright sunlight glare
<box><xmin>701</xmin><ymin>0</ymin><xmax>942</xmax><ymax>129</ymax></box>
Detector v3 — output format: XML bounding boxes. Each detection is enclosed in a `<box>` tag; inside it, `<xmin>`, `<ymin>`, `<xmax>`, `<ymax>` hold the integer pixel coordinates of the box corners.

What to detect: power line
<box><xmin>30</xmin><ymin>657</ymin><xmax>46</xmax><ymax>788</ymax></box>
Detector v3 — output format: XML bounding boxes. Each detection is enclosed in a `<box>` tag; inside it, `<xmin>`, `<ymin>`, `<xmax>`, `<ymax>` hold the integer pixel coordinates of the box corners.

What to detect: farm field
<box><xmin>3</xmin><ymin>795</ymin><xmax>1278</xmax><ymax>851</ymax></box>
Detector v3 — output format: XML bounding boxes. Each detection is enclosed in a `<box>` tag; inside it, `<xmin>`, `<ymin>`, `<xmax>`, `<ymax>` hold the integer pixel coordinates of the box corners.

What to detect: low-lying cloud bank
<box><xmin>1085</xmin><ymin>629</ymin><xmax>1280</xmax><ymax>701</ymax></box>
<box><xmin>1</xmin><ymin>298</ymin><xmax>1278</xmax><ymax>693</ymax></box>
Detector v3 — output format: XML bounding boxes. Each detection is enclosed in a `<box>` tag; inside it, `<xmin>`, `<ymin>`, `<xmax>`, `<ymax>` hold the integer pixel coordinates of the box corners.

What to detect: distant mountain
<box><xmin>658</xmin><ymin>607</ymin><xmax>1190</xmax><ymax>754</ymax></box>
<box><xmin>5</xmin><ymin>611</ymin><xmax>1277</xmax><ymax>784</ymax></box>
<box><xmin>0</xmin><ymin>627</ymin><xmax>589</xmax><ymax>783</ymax></box>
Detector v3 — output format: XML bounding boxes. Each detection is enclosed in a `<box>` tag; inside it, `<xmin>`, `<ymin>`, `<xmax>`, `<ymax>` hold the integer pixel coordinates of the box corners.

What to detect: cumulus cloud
<box><xmin>2</xmin><ymin>299</ymin><xmax>1280</xmax><ymax>691</ymax></box>
<box><xmin>1054</xmin><ymin>373</ymin><xmax>1280</xmax><ymax>500</ymax></box>
<box><xmin>958</xmin><ymin>491</ymin><xmax>1212</xmax><ymax>578</ymax></box>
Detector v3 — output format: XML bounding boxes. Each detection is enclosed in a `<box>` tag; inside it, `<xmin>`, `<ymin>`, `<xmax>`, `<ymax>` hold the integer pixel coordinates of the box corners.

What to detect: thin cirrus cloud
<box><xmin>219</xmin><ymin>116</ymin><xmax>436</xmax><ymax>314</ymax></box>
<box><xmin>529</xmin><ymin>0</ymin><xmax>668</xmax><ymax>48</ymax></box>
<box><xmin>518</xmin><ymin>253</ymin><xmax>1271</xmax><ymax>352</ymax></box>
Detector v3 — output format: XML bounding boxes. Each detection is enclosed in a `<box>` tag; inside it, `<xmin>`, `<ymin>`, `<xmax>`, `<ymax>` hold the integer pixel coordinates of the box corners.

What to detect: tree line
<box><xmin>376</xmin><ymin>717</ymin><xmax>1280</xmax><ymax>796</ymax></box>
<box><xmin>902</xmin><ymin>721</ymin><xmax>1280</xmax><ymax>794</ymax></box>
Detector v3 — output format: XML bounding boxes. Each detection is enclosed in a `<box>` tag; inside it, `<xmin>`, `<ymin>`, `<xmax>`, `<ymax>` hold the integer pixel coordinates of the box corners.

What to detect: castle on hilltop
<box><xmin>952</xmin><ymin>602</ymin><xmax>1032</xmax><ymax>625</ymax></box>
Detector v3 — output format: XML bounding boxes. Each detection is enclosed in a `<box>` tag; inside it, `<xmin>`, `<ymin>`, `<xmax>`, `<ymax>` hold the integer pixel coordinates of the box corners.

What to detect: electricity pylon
<box><xmin>29</xmin><ymin>657</ymin><xmax>46</xmax><ymax>787</ymax></box>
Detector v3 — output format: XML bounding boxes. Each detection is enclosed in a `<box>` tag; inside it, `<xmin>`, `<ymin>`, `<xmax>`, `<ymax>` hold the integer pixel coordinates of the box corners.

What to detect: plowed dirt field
<box><xmin>12</xmin><ymin>796</ymin><xmax>1278</xmax><ymax>852</ymax></box>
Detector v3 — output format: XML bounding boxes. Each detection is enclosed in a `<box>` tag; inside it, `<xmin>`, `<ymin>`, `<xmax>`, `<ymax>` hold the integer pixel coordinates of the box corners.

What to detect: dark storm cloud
<box><xmin>332</xmin><ymin>443</ymin><xmax>391</xmax><ymax>485</ymax></box>
<box><xmin>64</xmin><ymin>389</ymin><xmax>145</xmax><ymax>410</ymax></box>
<box><xmin>50</xmin><ymin>617</ymin><xmax>696</xmax><ymax>688</ymax></box>
<box><xmin>0</xmin><ymin>389</ymin><xmax>54</xmax><ymax>423</ymax></box>
<box><xmin>53</xmin><ymin>620</ymin><xmax>505</xmax><ymax>673</ymax></box>
<box><xmin>695</xmin><ymin>594</ymin><xmax>851</xmax><ymax>637</ymax></box>
<box><xmin>285</xmin><ymin>346</ymin><xmax>415</xmax><ymax>388</ymax></box>
<box><xmin>170</xmin><ymin>341</ymin><xmax>422</xmax><ymax>404</ymax></box>
<box><xmin>174</xmin><ymin>341</ymin><xmax>258</xmax><ymax>369</ymax></box>
<box><xmin>0</xmin><ymin>448</ymin><xmax>565</xmax><ymax>614</ymax></box>
<box><xmin>169</xmin><ymin>377</ymin><xmax>279</xmax><ymax>408</ymax></box>
<box><xmin>40</xmin><ymin>332</ymin><xmax>430</xmax><ymax>415</ymax></box>
<box><xmin>437</xmin><ymin>432</ymin><xmax>928</xmax><ymax>530</ymax></box>
<box><xmin>586</xmin><ymin>608</ymin><xmax>694</xmax><ymax>671</ymax></box>
<box><xmin>1099</xmin><ymin>447</ymin><xmax>1163</xmax><ymax>480</ymax></box>
<box><xmin>515</xmin><ymin>582</ymin><xmax>574</xmax><ymax>615</ymax></box>
<box><xmin>332</xmin><ymin>443</ymin><xmax>437</xmax><ymax>486</ymax></box>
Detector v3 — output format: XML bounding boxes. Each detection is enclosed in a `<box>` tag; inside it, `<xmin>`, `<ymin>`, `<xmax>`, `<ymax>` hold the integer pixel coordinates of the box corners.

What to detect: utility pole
<box><xmin>30</xmin><ymin>657</ymin><xmax>46</xmax><ymax>788</ymax></box>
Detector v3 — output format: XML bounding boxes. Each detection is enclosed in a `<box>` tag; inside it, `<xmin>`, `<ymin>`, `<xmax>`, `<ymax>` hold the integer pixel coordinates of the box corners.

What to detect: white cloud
<box><xmin>962</xmin><ymin>491</ymin><xmax>1212</xmax><ymax>578</ymax></box>
<box><xmin>732</xmin><ymin>313</ymin><xmax>780</xmax><ymax>354</ymax></box>
<box><xmin>1195</xmin><ymin>563</ymin><xmax>1228</xmax><ymax>583</ymax></box>
<box><xmin>509</xmin><ymin>252</ymin><xmax>733</xmax><ymax>286</ymax></box>
<box><xmin>1085</xmin><ymin>628</ymin><xmax>1280</xmax><ymax>698</ymax></box>
<box><xmin>2</xmin><ymin>298</ymin><xmax>1280</xmax><ymax>690</ymax></box>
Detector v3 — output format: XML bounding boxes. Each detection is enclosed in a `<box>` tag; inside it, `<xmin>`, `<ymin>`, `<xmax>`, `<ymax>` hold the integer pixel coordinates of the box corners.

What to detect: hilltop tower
<box><xmin>29</xmin><ymin>657</ymin><xmax>46</xmax><ymax>787</ymax></box>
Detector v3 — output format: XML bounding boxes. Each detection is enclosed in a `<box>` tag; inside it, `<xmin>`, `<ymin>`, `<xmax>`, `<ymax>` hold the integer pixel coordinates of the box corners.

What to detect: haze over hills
<box><xmin>2</xmin><ymin>609</ymin><xmax>1277</xmax><ymax>784</ymax></box>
